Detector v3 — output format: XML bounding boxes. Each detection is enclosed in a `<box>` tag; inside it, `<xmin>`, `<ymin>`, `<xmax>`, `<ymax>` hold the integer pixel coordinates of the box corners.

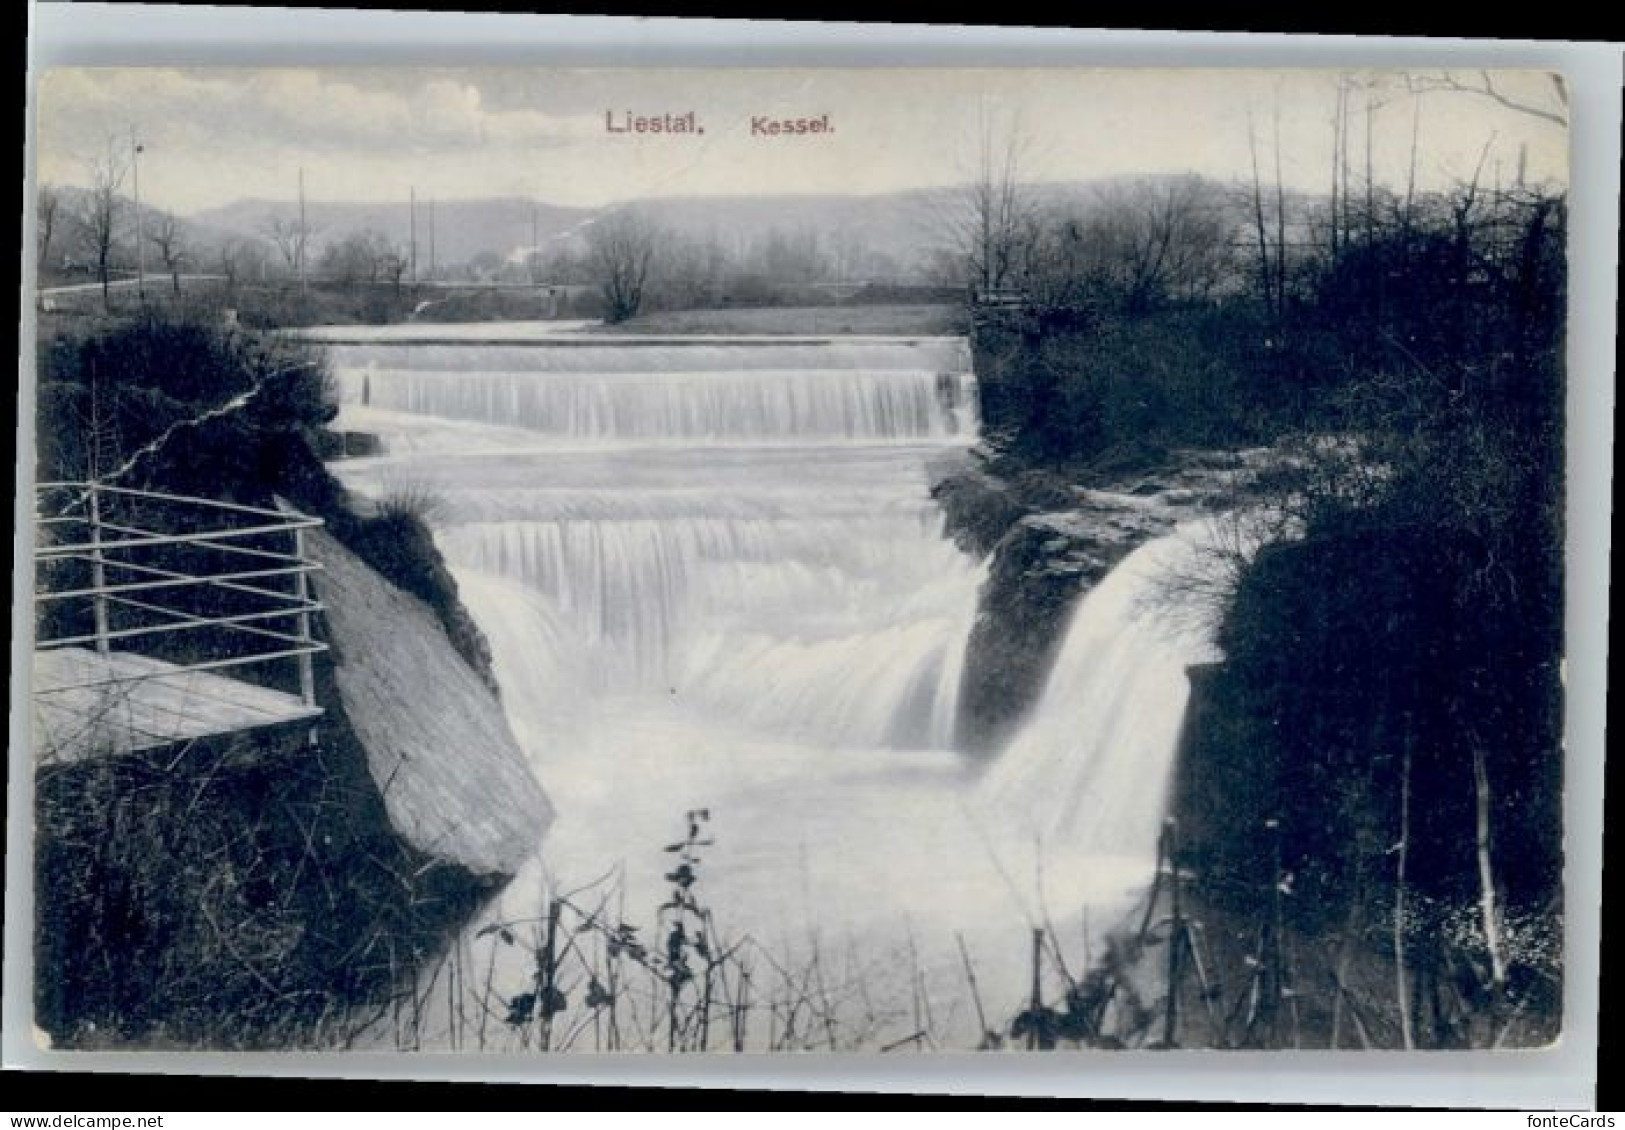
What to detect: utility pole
<box><xmin>409</xmin><ymin>187</ymin><xmax>418</xmax><ymax>284</ymax></box>
<box><xmin>131</xmin><ymin>128</ymin><xmax>146</xmax><ymax>301</ymax></box>
<box><xmin>428</xmin><ymin>198</ymin><xmax>436</xmax><ymax>281</ymax></box>
<box><xmin>531</xmin><ymin>202</ymin><xmax>540</xmax><ymax>283</ymax></box>
<box><xmin>298</xmin><ymin>166</ymin><xmax>309</xmax><ymax>297</ymax></box>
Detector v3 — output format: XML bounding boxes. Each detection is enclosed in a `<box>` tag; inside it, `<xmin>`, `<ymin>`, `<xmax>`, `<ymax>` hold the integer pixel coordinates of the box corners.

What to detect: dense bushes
<box><xmin>35</xmin><ymin>716</ymin><xmax>490</xmax><ymax>1048</ymax></box>
<box><xmin>37</xmin><ymin>308</ymin><xmax>337</xmax><ymax>496</ymax></box>
<box><xmin>973</xmin><ymin>302</ymin><xmax>1286</xmax><ymax>466</ymax></box>
<box><xmin>1184</xmin><ymin>522</ymin><xmax>1563</xmax><ymax>901</ymax></box>
<box><xmin>1184</xmin><ymin>190</ymin><xmax>1565</xmax><ymax>1045</ymax></box>
<box><xmin>976</xmin><ymin>181</ymin><xmax>1567</xmax><ymax>1046</ymax></box>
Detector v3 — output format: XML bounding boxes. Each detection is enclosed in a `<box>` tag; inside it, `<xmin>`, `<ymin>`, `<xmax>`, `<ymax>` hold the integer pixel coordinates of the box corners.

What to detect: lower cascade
<box><xmin>326</xmin><ymin>330</ymin><xmax>1232</xmax><ymax>1046</ymax></box>
<box><xmin>978</xmin><ymin>522</ymin><xmax>1228</xmax><ymax>862</ymax></box>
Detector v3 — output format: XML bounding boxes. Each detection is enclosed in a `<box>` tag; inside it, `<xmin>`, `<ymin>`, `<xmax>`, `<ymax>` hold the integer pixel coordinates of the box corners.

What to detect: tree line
<box><xmin>37</xmin><ymin>159</ymin><xmax>918</xmax><ymax>324</ymax></box>
<box><xmin>36</xmin><ymin>181</ymin><xmax>415</xmax><ymax>311</ymax></box>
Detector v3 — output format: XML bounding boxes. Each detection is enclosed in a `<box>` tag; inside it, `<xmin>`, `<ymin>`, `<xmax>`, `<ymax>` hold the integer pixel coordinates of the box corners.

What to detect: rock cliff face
<box><xmin>308</xmin><ymin>527</ymin><xmax>551</xmax><ymax>878</ymax></box>
<box><xmin>933</xmin><ymin>447</ymin><xmax>1252</xmax><ymax>756</ymax></box>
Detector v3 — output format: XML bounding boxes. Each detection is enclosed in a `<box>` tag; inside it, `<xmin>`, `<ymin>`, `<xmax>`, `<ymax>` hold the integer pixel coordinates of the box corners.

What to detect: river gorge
<box><xmin>318</xmin><ymin>325</ymin><xmax>1242</xmax><ymax>1049</ymax></box>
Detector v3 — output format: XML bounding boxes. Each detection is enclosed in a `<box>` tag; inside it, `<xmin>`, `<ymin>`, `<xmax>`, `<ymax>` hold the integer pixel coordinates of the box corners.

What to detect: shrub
<box><xmin>34</xmin><ymin>719</ymin><xmax>490</xmax><ymax>1049</ymax></box>
<box><xmin>36</xmin><ymin>307</ymin><xmax>336</xmax><ymax>491</ymax></box>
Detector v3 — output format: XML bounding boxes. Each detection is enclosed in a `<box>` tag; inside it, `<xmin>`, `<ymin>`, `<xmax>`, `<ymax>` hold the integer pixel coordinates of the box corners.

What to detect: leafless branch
<box><xmin>1406</xmin><ymin>71</ymin><xmax>1568</xmax><ymax>128</ymax></box>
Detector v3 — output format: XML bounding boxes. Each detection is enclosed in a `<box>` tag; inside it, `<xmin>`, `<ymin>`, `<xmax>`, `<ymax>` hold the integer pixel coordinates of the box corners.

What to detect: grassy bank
<box><xmin>38</xmin><ymin>279</ymin><xmax>594</xmax><ymax>329</ymax></box>
<box><xmin>39</xmin><ymin>281</ymin><xmax>966</xmax><ymax>338</ymax></box>
<box><xmin>588</xmin><ymin>302</ymin><xmax>967</xmax><ymax>336</ymax></box>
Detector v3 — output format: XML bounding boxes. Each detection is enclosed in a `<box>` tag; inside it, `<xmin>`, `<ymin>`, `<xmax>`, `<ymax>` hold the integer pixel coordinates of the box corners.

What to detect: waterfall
<box><xmin>978</xmin><ymin>520</ymin><xmax>1230</xmax><ymax>865</ymax></box>
<box><xmin>323</xmin><ymin>327</ymin><xmax>1234</xmax><ymax>1047</ymax></box>
<box><xmin>331</xmin><ymin>340</ymin><xmax>978</xmax><ymax>442</ymax></box>
<box><xmin>327</xmin><ymin>336</ymin><xmax>985</xmax><ymax>753</ymax></box>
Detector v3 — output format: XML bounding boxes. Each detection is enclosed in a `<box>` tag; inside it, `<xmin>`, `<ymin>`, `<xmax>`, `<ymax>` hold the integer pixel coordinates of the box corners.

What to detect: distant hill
<box><xmin>188</xmin><ymin>197</ymin><xmax>596</xmax><ymax>268</ymax></box>
<box><xmin>616</xmin><ymin>190</ymin><xmax>947</xmax><ymax>275</ymax></box>
<box><xmin>176</xmin><ymin>176</ymin><xmax>1253</xmax><ymax>279</ymax></box>
<box><xmin>187</xmin><ymin>192</ymin><xmax>946</xmax><ymax>274</ymax></box>
<box><xmin>615</xmin><ymin>180</ymin><xmax>1233</xmax><ymax>276</ymax></box>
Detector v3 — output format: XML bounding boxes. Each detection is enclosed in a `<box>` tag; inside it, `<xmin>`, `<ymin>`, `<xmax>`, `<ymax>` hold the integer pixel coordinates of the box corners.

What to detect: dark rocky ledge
<box><xmin>932</xmin><ymin>445</ymin><xmax>1257</xmax><ymax>756</ymax></box>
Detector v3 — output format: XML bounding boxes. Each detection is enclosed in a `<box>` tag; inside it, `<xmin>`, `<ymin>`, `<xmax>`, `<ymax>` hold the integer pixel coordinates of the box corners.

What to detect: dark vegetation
<box><xmin>1175</xmin><ymin>188</ymin><xmax>1565</xmax><ymax>1048</ymax></box>
<box><xmin>973</xmin><ymin>302</ymin><xmax>1284</xmax><ymax>468</ymax></box>
<box><xmin>587</xmin><ymin>301</ymin><xmax>966</xmax><ymax>337</ymax></box>
<box><xmin>34</xmin><ymin>679</ymin><xmax>493</xmax><ymax>1048</ymax></box>
<box><xmin>963</xmin><ymin>165</ymin><xmax>1567</xmax><ymax>1047</ymax></box>
<box><xmin>32</xmin><ymin>308</ymin><xmax>501</xmax><ymax>1046</ymax></box>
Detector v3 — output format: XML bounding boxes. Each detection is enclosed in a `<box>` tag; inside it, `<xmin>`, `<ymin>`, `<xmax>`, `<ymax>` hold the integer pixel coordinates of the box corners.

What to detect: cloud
<box><xmin>37</xmin><ymin>68</ymin><xmax>596</xmax><ymax>162</ymax></box>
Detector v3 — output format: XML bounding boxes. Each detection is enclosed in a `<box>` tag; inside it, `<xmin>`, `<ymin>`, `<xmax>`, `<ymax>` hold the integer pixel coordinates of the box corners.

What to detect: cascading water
<box><xmin>978</xmin><ymin>523</ymin><xmax>1230</xmax><ymax>864</ymax></box>
<box><xmin>331</xmin><ymin>337</ymin><xmax>981</xmax><ymax>740</ymax></box>
<box><xmin>339</xmin><ymin>339</ymin><xmax>980</xmax><ymax>442</ymax></box>
<box><xmin>322</xmin><ymin>326</ymin><xmax>1234</xmax><ymax>1048</ymax></box>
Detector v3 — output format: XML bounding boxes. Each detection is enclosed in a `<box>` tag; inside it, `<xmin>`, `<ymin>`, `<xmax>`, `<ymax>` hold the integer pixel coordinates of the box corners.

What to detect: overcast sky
<box><xmin>34</xmin><ymin>67</ymin><xmax>1569</xmax><ymax>214</ymax></box>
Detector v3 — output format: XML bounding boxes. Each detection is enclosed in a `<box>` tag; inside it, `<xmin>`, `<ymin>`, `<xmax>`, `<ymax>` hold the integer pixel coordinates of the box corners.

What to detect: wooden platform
<box><xmin>32</xmin><ymin>647</ymin><xmax>321</xmax><ymax>764</ymax></box>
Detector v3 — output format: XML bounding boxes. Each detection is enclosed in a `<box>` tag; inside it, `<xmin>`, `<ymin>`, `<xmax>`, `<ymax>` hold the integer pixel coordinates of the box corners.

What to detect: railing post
<box><xmin>87</xmin><ymin>483</ymin><xmax>111</xmax><ymax>655</ymax></box>
<box><xmin>291</xmin><ymin>522</ymin><xmax>316</xmax><ymax>709</ymax></box>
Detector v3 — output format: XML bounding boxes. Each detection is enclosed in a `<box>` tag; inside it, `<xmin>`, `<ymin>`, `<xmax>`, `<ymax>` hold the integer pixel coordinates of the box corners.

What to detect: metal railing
<box><xmin>34</xmin><ymin>481</ymin><xmax>329</xmax><ymax>708</ymax></box>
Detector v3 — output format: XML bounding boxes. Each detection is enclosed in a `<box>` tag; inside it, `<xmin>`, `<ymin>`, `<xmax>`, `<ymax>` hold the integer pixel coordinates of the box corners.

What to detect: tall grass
<box><xmin>340</xmin><ymin>807</ymin><xmax>1559</xmax><ymax>1054</ymax></box>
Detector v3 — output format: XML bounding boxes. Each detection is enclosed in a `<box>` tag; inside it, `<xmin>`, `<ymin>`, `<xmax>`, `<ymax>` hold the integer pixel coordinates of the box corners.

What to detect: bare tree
<box><xmin>586</xmin><ymin>208</ymin><xmax>662</xmax><ymax>324</ymax></box>
<box><xmin>1328</xmin><ymin>77</ymin><xmax>1347</xmax><ymax>257</ymax></box>
<box><xmin>1022</xmin><ymin>177</ymin><xmax>1233</xmax><ymax>315</ymax></box>
<box><xmin>1246</xmin><ymin>109</ymin><xmax>1291</xmax><ymax>322</ymax></box>
<box><xmin>659</xmin><ymin>233</ymin><xmax>727</xmax><ymax>309</ymax></box>
<box><xmin>1098</xmin><ymin>177</ymin><xmax>1234</xmax><ymax>311</ymax></box>
<box><xmin>829</xmin><ymin>226</ymin><xmax>865</xmax><ymax>284</ymax></box>
<box><xmin>81</xmin><ymin>144</ymin><xmax>129</xmax><ymax>310</ymax></box>
<box><xmin>1405</xmin><ymin>70</ymin><xmax>1568</xmax><ymax>129</ymax></box>
<box><xmin>755</xmin><ymin>225</ymin><xmax>831</xmax><ymax>285</ymax></box>
<box><xmin>930</xmin><ymin>107</ymin><xmax>1038</xmax><ymax>298</ymax></box>
<box><xmin>974</xmin><ymin>111</ymin><xmax>1036</xmax><ymax>296</ymax></box>
<box><xmin>147</xmin><ymin>213</ymin><xmax>187</xmax><ymax>295</ymax></box>
<box><xmin>263</xmin><ymin>213</ymin><xmax>319</xmax><ymax>283</ymax></box>
<box><xmin>216</xmin><ymin>236</ymin><xmax>243</xmax><ymax>296</ymax></box>
<box><xmin>1274</xmin><ymin>102</ymin><xmax>1289</xmax><ymax>315</ymax></box>
<box><xmin>38</xmin><ymin>184</ymin><xmax>63</xmax><ymax>275</ymax></box>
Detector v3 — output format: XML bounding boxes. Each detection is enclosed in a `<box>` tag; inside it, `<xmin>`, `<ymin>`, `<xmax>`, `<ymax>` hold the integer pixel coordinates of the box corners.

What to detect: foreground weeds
<box><xmin>350</xmin><ymin>811</ymin><xmax>1560</xmax><ymax>1054</ymax></box>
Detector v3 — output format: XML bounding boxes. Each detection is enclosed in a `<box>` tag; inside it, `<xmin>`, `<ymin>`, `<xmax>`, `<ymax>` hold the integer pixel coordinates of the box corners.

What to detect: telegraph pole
<box><xmin>297</xmin><ymin>167</ymin><xmax>308</xmax><ymax>297</ymax></box>
<box><xmin>409</xmin><ymin>188</ymin><xmax>418</xmax><ymax>284</ymax></box>
<box><xmin>428</xmin><ymin>198</ymin><xmax>436</xmax><ymax>281</ymax></box>
<box><xmin>131</xmin><ymin>128</ymin><xmax>146</xmax><ymax>301</ymax></box>
<box><xmin>530</xmin><ymin>202</ymin><xmax>540</xmax><ymax>283</ymax></box>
